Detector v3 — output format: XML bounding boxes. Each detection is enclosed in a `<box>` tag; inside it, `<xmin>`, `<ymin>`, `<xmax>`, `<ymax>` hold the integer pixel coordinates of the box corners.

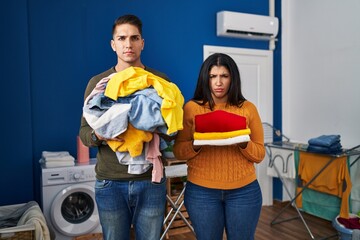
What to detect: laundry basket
<box><xmin>332</xmin><ymin>214</ymin><xmax>358</xmax><ymax>240</ymax></box>
<box><xmin>0</xmin><ymin>225</ymin><xmax>35</xmax><ymax>240</ymax></box>
<box><xmin>0</xmin><ymin>202</ymin><xmax>48</xmax><ymax>240</ymax></box>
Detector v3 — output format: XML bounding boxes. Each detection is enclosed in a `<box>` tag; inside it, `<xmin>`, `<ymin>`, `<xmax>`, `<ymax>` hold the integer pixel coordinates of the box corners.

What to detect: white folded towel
<box><xmin>42</xmin><ymin>151</ymin><xmax>70</xmax><ymax>158</ymax></box>
<box><xmin>39</xmin><ymin>159</ymin><xmax>75</xmax><ymax>168</ymax></box>
<box><xmin>193</xmin><ymin>135</ymin><xmax>250</xmax><ymax>146</ymax></box>
<box><xmin>41</xmin><ymin>151</ymin><xmax>75</xmax><ymax>162</ymax></box>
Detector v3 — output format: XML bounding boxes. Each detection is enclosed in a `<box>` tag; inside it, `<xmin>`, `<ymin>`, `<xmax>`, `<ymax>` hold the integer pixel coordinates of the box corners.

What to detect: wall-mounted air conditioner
<box><xmin>217</xmin><ymin>11</ymin><xmax>279</xmax><ymax>40</ymax></box>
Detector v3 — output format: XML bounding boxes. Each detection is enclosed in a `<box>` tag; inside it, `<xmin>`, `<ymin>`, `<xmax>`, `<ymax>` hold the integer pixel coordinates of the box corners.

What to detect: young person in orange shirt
<box><xmin>173</xmin><ymin>53</ymin><xmax>265</xmax><ymax>240</ymax></box>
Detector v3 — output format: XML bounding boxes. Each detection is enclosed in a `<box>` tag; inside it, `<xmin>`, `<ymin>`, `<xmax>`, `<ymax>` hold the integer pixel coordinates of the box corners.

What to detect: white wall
<box><xmin>282</xmin><ymin>0</ymin><xmax>360</xmax><ymax>148</ymax></box>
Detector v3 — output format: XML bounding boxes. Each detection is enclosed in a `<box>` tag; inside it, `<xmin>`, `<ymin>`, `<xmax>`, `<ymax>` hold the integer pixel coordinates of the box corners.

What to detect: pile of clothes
<box><xmin>82</xmin><ymin>67</ymin><xmax>184</xmax><ymax>182</ymax></box>
<box><xmin>39</xmin><ymin>151</ymin><xmax>75</xmax><ymax>168</ymax></box>
<box><xmin>307</xmin><ymin>134</ymin><xmax>343</xmax><ymax>154</ymax></box>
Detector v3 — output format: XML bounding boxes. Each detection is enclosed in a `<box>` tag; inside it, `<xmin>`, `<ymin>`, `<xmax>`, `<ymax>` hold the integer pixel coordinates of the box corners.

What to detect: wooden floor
<box><xmin>166</xmin><ymin>201</ymin><xmax>339</xmax><ymax>240</ymax></box>
<box><xmin>84</xmin><ymin>201</ymin><xmax>339</xmax><ymax>240</ymax></box>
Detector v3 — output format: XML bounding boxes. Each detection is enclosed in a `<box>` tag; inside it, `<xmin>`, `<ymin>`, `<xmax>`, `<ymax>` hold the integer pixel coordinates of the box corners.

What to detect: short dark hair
<box><xmin>193</xmin><ymin>53</ymin><xmax>246</xmax><ymax>110</ymax></box>
<box><xmin>112</xmin><ymin>14</ymin><xmax>143</xmax><ymax>36</ymax></box>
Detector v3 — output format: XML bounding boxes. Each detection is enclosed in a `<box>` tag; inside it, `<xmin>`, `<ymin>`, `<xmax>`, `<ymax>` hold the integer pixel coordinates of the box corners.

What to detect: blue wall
<box><xmin>1</xmin><ymin>0</ymin><xmax>33</xmax><ymax>205</ymax></box>
<box><xmin>1</xmin><ymin>0</ymin><xmax>282</xmax><ymax>206</ymax></box>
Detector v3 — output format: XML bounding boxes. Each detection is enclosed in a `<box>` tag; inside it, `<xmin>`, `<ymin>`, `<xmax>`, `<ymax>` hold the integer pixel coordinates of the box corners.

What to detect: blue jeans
<box><xmin>95</xmin><ymin>178</ymin><xmax>166</xmax><ymax>240</ymax></box>
<box><xmin>184</xmin><ymin>180</ymin><xmax>262</xmax><ymax>240</ymax></box>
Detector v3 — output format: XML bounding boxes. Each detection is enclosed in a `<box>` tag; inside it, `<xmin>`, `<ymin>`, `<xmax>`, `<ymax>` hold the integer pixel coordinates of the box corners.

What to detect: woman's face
<box><xmin>209</xmin><ymin>65</ymin><xmax>231</xmax><ymax>104</ymax></box>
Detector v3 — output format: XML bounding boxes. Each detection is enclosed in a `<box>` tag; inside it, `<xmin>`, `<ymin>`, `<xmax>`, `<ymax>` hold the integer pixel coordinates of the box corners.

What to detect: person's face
<box><xmin>209</xmin><ymin>65</ymin><xmax>231</xmax><ymax>104</ymax></box>
<box><xmin>111</xmin><ymin>23</ymin><xmax>144</xmax><ymax>66</ymax></box>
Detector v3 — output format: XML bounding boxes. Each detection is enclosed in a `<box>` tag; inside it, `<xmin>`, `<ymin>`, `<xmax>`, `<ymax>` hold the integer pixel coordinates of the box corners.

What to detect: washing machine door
<box><xmin>50</xmin><ymin>184</ymin><xmax>100</xmax><ymax>237</ymax></box>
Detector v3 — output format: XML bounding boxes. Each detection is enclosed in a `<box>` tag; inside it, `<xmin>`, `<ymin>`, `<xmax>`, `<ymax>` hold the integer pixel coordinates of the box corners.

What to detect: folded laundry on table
<box><xmin>307</xmin><ymin>135</ymin><xmax>342</xmax><ymax>154</ymax></box>
<box><xmin>41</xmin><ymin>151</ymin><xmax>75</xmax><ymax>161</ymax></box>
<box><xmin>308</xmin><ymin>135</ymin><xmax>341</xmax><ymax>147</ymax></box>
<box><xmin>40</xmin><ymin>151</ymin><xmax>75</xmax><ymax>168</ymax></box>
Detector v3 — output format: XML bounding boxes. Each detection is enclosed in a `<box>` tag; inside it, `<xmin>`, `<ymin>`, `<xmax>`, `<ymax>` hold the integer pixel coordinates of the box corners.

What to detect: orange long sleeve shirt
<box><xmin>173</xmin><ymin>100</ymin><xmax>265</xmax><ymax>190</ymax></box>
<box><xmin>297</xmin><ymin>152</ymin><xmax>352</xmax><ymax>218</ymax></box>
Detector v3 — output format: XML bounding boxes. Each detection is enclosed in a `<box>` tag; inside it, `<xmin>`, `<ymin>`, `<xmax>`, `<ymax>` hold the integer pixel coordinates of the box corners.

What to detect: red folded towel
<box><xmin>195</xmin><ymin>110</ymin><xmax>246</xmax><ymax>133</ymax></box>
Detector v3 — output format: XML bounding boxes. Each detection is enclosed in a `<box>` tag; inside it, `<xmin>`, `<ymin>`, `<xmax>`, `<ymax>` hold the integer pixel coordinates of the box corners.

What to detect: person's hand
<box><xmin>94</xmin><ymin>131</ymin><xmax>124</xmax><ymax>142</ymax></box>
<box><xmin>108</xmin><ymin>135</ymin><xmax>125</xmax><ymax>142</ymax></box>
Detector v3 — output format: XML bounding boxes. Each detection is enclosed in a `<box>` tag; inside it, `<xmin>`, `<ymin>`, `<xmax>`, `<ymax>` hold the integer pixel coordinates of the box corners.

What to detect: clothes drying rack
<box><xmin>263</xmin><ymin>123</ymin><xmax>360</xmax><ymax>240</ymax></box>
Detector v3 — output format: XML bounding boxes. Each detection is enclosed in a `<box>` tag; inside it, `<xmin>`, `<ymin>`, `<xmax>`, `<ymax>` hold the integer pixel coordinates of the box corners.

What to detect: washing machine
<box><xmin>41</xmin><ymin>159</ymin><xmax>102</xmax><ymax>239</ymax></box>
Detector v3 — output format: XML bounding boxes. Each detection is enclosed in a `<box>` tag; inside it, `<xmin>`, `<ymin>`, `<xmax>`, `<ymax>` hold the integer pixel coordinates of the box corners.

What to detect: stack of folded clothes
<box><xmin>193</xmin><ymin>110</ymin><xmax>250</xmax><ymax>146</ymax></box>
<box><xmin>307</xmin><ymin>134</ymin><xmax>343</xmax><ymax>154</ymax></box>
<box><xmin>39</xmin><ymin>151</ymin><xmax>75</xmax><ymax>168</ymax></box>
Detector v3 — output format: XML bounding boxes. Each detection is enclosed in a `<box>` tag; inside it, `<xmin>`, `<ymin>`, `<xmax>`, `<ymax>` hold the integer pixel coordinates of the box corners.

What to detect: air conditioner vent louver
<box><xmin>226</xmin><ymin>30</ymin><xmax>274</xmax><ymax>38</ymax></box>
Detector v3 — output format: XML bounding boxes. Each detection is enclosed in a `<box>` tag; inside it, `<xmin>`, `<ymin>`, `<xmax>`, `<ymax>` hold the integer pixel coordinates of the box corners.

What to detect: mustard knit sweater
<box><xmin>173</xmin><ymin>100</ymin><xmax>265</xmax><ymax>190</ymax></box>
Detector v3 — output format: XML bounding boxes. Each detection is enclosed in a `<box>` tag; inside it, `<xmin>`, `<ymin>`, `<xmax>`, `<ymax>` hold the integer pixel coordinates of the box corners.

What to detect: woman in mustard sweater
<box><xmin>173</xmin><ymin>53</ymin><xmax>265</xmax><ymax>240</ymax></box>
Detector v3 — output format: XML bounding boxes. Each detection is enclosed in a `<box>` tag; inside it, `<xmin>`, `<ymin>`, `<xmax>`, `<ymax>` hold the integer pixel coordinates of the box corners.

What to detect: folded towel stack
<box><xmin>193</xmin><ymin>110</ymin><xmax>251</xmax><ymax>146</ymax></box>
<box><xmin>307</xmin><ymin>135</ymin><xmax>343</xmax><ymax>154</ymax></box>
<box><xmin>39</xmin><ymin>151</ymin><xmax>75</xmax><ymax>168</ymax></box>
